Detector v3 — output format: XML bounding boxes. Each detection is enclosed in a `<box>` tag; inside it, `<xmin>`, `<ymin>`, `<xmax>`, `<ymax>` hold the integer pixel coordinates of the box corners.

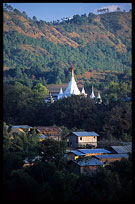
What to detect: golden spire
<box><xmin>71</xmin><ymin>65</ymin><xmax>74</xmax><ymax>77</ymax></box>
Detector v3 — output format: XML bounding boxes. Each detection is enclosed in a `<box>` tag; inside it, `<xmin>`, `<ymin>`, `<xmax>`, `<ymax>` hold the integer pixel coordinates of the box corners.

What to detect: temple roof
<box><xmin>81</xmin><ymin>87</ymin><xmax>86</xmax><ymax>95</ymax></box>
<box><xmin>90</xmin><ymin>86</ymin><xmax>95</xmax><ymax>99</ymax></box>
<box><xmin>58</xmin><ymin>87</ymin><xmax>63</xmax><ymax>100</ymax></box>
<box><xmin>97</xmin><ymin>91</ymin><xmax>101</xmax><ymax>99</ymax></box>
<box><xmin>63</xmin><ymin>66</ymin><xmax>80</xmax><ymax>97</ymax></box>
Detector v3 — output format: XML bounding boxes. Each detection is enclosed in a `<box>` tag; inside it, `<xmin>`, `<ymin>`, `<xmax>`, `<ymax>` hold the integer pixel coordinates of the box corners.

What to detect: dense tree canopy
<box><xmin>3</xmin><ymin>6</ymin><xmax>131</xmax><ymax>85</ymax></box>
<box><xmin>3</xmin><ymin>81</ymin><xmax>132</xmax><ymax>141</ymax></box>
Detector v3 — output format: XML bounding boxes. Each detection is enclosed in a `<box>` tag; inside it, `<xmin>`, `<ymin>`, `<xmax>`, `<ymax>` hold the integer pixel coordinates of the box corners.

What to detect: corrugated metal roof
<box><xmin>72</xmin><ymin>132</ymin><xmax>99</xmax><ymax>137</ymax></box>
<box><xmin>78</xmin><ymin>148</ymin><xmax>111</xmax><ymax>154</ymax></box>
<box><xmin>70</xmin><ymin>150</ymin><xmax>85</xmax><ymax>156</ymax></box>
<box><xmin>36</xmin><ymin>126</ymin><xmax>61</xmax><ymax>133</ymax></box>
<box><xmin>94</xmin><ymin>154</ymin><xmax>129</xmax><ymax>160</ymax></box>
<box><xmin>111</xmin><ymin>145</ymin><xmax>132</xmax><ymax>154</ymax></box>
<box><xmin>75</xmin><ymin>157</ymin><xmax>104</xmax><ymax>166</ymax></box>
<box><xmin>40</xmin><ymin>134</ymin><xmax>47</xmax><ymax>139</ymax></box>
<box><xmin>12</xmin><ymin>125</ymin><xmax>32</xmax><ymax>129</ymax></box>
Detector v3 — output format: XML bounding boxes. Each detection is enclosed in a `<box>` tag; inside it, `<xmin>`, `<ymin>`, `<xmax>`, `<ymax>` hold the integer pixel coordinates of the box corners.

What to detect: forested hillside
<box><xmin>3</xmin><ymin>5</ymin><xmax>132</xmax><ymax>201</ymax></box>
<box><xmin>3</xmin><ymin>4</ymin><xmax>132</xmax><ymax>86</ymax></box>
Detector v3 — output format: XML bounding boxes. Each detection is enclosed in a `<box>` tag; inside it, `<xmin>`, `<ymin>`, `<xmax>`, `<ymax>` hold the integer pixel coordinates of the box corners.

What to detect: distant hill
<box><xmin>3</xmin><ymin>5</ymin><xmax>132</xmax><ymax>85</ymax></box>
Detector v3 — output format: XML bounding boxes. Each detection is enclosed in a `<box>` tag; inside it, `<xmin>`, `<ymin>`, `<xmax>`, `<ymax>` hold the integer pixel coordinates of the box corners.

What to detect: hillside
<box><xmin>3</xmin><ymin>5</ymin><xmax>132</xmax><ymax>86</ymax></box>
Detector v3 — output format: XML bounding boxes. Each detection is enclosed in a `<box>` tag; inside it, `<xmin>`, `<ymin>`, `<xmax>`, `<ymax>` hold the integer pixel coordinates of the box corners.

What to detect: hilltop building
<box><xmin>57</xmin><ymin>66</ymin><xmax>87</xmax><ymax>99</ymax></box>
<box><xmin>46</xmin><ymin>66</ymin><xmax>102</xmax><ymax>103</ymax></box>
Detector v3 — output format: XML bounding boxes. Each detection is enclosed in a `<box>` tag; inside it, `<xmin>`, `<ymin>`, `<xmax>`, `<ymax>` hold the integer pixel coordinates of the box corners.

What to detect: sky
<box><xmin>7</xmin><ymin>3</ymin><xmax>131</xmax><ymax>22</ymax></box>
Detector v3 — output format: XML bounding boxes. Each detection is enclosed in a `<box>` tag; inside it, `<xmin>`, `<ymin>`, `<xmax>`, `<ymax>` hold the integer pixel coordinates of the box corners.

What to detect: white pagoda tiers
<box><xmin>57</xmin><ymin>66</ymin><xmax>87</xmax><ymax>99</ymax></box>
<box><xmin>97</xmin><ymin>91</ymin><xmax>102</xmax><ymax>104</ymax></box>
<box><xmin>97</xmin><ymin>91</ymin><xmax>101</xmax><ymax>100</ymax></box>
<box><xmin>90</xmin><ymin>86</ymin><xmax>95</xmax><ymax>99</ymax></box>
<box><xmin>90</xmin><ymin>87</ymin><xmax>102</xmax><ymax>104</ymax></box>
<box><xmin>57</xmin><ymin>88</ymin><xmax>63</xmax><ymax>100</ymax></box>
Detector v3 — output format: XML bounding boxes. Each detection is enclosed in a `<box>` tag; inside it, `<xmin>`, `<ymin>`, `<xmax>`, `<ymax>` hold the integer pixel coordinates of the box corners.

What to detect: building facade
<box><xmin>68</xmin><ymin>131</ymin><xmax>100</xmax><ymax>148</ymax></box>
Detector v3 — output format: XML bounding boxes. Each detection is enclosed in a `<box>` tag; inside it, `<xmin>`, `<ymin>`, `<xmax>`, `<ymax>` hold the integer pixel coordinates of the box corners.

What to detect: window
<box><xmin>80</xmin><ymin>137</ymin><xmax>82</xmax><ymax>140</ymax></box>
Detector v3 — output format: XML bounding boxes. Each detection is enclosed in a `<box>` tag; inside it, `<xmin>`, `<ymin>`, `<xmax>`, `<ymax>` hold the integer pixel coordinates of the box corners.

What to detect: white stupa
<box><xmin>57</xmin><ymin>87</ymin><xmax>63</xmax><ymax>100</ymax></box>
<box><xmin>97</xmin><ymin>91</ymin><xmax>101</xmax><ymax>99</ymax></box>
<box><xmin>81</xmin><ymin>87</ymin><xmax>87</xmax><ymax>96</ymax></box>
<box><xmin>90</xmin><ymin>86</ymin><xmax>95</xmax><ymax>99</ymax></box>
<box><xmin>97</xmin><ymin>91</ymin><xmax>102</xmax><ymax>104</ymax></box>
<box><xmin>57</xmin><ymin>66</ymin><xmax>87</xmax><ymax>100</ymax></box>
<box><xmin>63</xmin><ymin>66</ymin><xmax>80</xmax><ymax>97</ymax></box>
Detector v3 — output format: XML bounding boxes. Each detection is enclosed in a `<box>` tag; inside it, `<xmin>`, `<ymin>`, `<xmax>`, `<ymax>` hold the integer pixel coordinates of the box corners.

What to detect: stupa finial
<box><xmin>71</xmin><ymin>65</ymin><xmax>74</xmax><ymax>77</ymax></box>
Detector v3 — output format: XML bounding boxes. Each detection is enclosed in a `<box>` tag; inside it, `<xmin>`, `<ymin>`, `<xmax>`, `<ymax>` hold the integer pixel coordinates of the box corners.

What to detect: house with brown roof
<box><xmin>35</xmin><ymin>126</ymin><xmax>62</xmax><ymax>141</ymax></box>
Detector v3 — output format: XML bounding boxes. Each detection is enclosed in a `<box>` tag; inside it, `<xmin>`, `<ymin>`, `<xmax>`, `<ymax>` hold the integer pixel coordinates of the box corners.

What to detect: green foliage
<box><xmin>100</xmin><ymin>12</ymin><xmax>123</xmax><ymax>34</ymax></box>
<box><xmin>33</xmin><ymin>83</ymin><xmax>49</xmax><ymax>96</ymax></box>
<box><xmin>3</xmin><ymin>6</ymin><xmax>132</xmax><ymax>201</ymax></box>
<box><xmin>3</xmin><ymin>83</ymin><xmax>46</xmax><ymax>125</ymax></box>
<box><xmin>3</xmin><ymin>79</ymin><xmax>132</xmax><ymax>140</ymax></box>
<box><xmin>12</xmin><ymin>17</ymin><xmax>26</xmax><ymax>31</ymax></box>
<box><xmin>3</xmin><ymin>8</ymin><xmax>131</xmax><ymax>85</ymax></box>
<box><xmin>102</xmin><ymin>101</ymin><xmax>132</xmax><ymax>140</ymax></box>
<box><xmin>3</xmin><ymin>122</ymin><xmax>13</xmax><ymax>152</ymax></box>
<box><xmin>46</xmin><ymin>95</ymin><xmax>100</xmax><ymax>130</ymax></box>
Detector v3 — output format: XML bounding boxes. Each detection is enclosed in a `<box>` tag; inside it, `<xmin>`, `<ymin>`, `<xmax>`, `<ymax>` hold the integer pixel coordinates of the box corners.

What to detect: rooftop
<box><xmin>7</xmin><ymin>125</ymin><xmax>32</xmax><ymax>129</ymax></box>
<box><xmin>78</xmin><ymin>148</ymin><xmax>111</xmax><ymax>154</ymax></box>
<box><xmin>69</xmin><ymin>150</ymin><xmax>85</xmax><ymax>156</ymax></box>
<box><xmin>94</xmin><ymin>153</ymin><xmax>129</xmax><ymax>160</ymax></box>
<box><xmin>40</xmin><ymin>134</ymin><xmax>47</xmax><ymax>139</ymax></box>
<box><xmin>35</xmin><ymin>126</ymin><xmax>62</xmax><ymax>132</ymax></box>
<box><xmin>72</xmin><ymin>131</ymin><xmax>99</xmax><ymax>137</ymax></box>
<box><xmin>74</xmin><ymin>157</ymin><xmax>104</xmax><ymax>167</ymax></box>
<box><xmin>111</xmin><ymin>145</ymin><xmax>132</xmax><ymax>154</ymax></box>
<box><xmin>68</xmin><ymin>148</ymin><xmax>111</xmax><ymax>155</ymax></box>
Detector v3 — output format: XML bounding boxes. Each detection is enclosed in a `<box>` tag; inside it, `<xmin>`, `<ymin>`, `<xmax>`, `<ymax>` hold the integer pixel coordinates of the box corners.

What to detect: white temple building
<box><xmin>57</xmin><ymin>66</ymin><xmax>87</xmax><ymax>99</ymax></box>
<box><xmin>45</xmin><ymin>65</ymin><xmax>102</xmax><ymax>103</ymax></box>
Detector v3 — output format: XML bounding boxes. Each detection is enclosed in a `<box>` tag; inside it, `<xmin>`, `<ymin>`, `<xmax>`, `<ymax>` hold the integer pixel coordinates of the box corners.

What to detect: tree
<box><xmin>3</xmin><ymin>122</ymin><xmax>13</xmax><ymax>152</ymax></box>
<box><xmin>3</xmin><ymin>83</ymin><xmax>45</xmax><ymax>125</ymax></box>
<box><xmin>102</xmin><ymin>101</ymin><xmax>132</xmax><ymax>140</ymax></box>
<box><xmin>88</xmin><ymin>13</ymin><xmax>96</xmax><ymax>23</ymax></box>
<box><xmin>22</xmin><ymin>11</ymin><xmax>29</xmax><ymax>19</ymax></box>
<box><xmin>14</xmin><ymin>8</ymin><xmax>22</xmax><ymax>15</ymax></box>
<box><xmin>3</xmin><ymin>3</ymin><xmax>13</xmax><ymax>11</ymax></box>
<box><xmin>33</xmin><ymin>83</ymin><xmax>49</xmax><ymax>96</ymax></box>
<box><xmin>33</xmin><ymin>16</ymin><xmax>37</xmax><ymax>22</ymax></box>
<box><xmin>46</xmin><ymin>95</ymin><xmax>100</xmax><ymax>131</ymax></box>
<box><xmin>117</xmin><ymin>7</ymin><xmax>121</xmax><ymax>12</ymax></box>
<box><xmin>39</xmin><ymin>139</ymin><xmax>66</xmax><ymax>170</ymax></box>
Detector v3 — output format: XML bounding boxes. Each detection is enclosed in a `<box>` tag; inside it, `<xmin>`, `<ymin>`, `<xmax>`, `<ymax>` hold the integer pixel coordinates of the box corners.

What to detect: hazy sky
<box><xmin>7</xmin><ymin>3</ymin><xmax>131</xmax><ymax>22</ymax></box>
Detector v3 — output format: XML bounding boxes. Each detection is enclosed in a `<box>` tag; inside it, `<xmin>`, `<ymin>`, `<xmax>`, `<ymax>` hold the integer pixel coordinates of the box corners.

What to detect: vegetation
<box><xmin>3</xmin><ymin>5</ymin><xmax>131</xmax><ymax>85</ymax></box>
<box><xmin>3</xmin><ymin>81</ymin><xmax>132</xmax><ymax>142</ymax></box>
<box><xmin>3</xmin><ymin>4</ymin><xmax>132</xmax><ymax>201</ymax></box>
<box><xmin>3</xmin><ymin>123</ymin><xmax>132</xmax><ymax>201</ymax></box>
